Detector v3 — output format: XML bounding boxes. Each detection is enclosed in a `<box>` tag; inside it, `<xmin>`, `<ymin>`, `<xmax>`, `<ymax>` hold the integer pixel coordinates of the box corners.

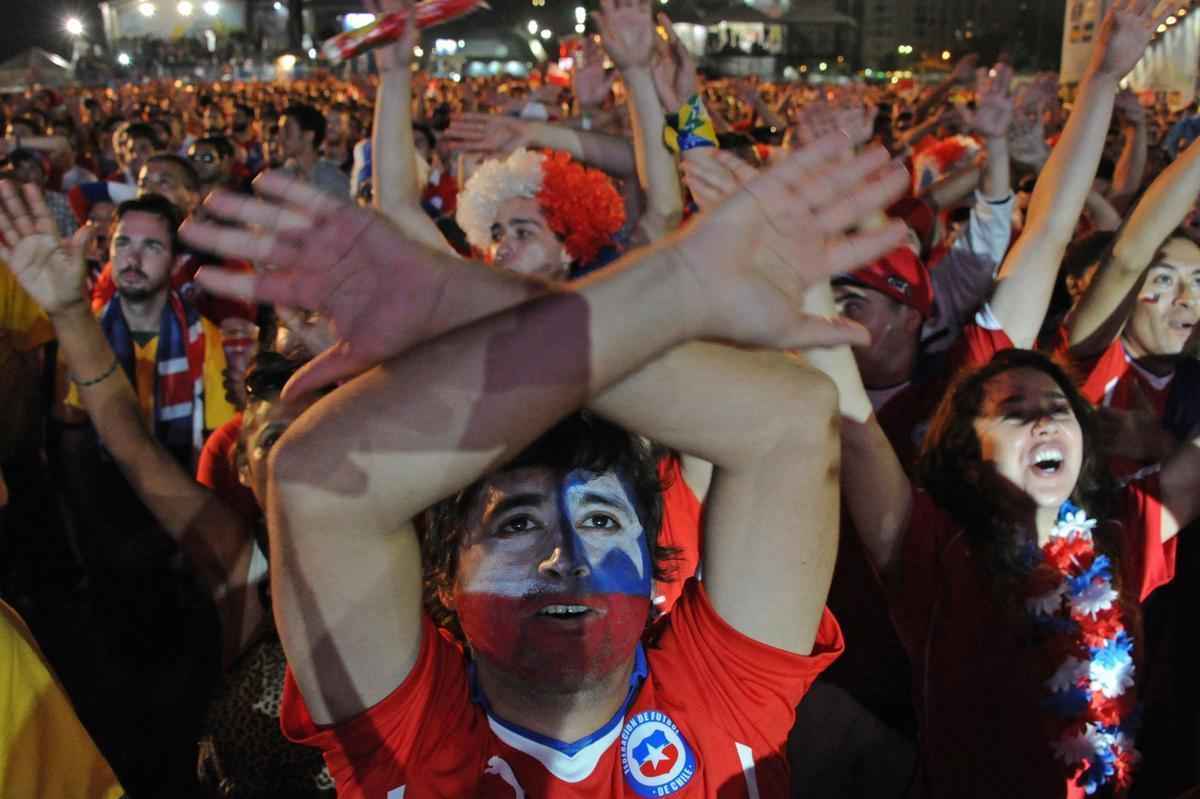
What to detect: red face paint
<box><xmin>456</xmin><ymin>592</ymin><xmax>651</xmax><ymax>688</ymax></box>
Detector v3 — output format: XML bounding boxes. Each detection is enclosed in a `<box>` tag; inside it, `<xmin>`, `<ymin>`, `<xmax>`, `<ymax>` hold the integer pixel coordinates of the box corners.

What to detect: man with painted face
<box><xmin>178</xmin><ymin>111</ymin><xmax>909</xmax><ymax>794</ymax></box>
<box><xmin>1067</xmin><ymin>134</ymin><xmax>1200</xmax><ymax>474</ymax></box>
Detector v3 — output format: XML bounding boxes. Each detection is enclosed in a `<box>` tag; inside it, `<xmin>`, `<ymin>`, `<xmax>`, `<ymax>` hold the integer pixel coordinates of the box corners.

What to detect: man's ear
<box><xmin>904</xmin><ymin>306</ymin><xmax>925</xmax><ymax>335</ymax></box>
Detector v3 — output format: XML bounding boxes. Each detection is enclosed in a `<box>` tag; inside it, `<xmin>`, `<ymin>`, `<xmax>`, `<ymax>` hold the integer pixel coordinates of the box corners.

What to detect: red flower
<box><xmin>1078</xmin><ymin>606</ymin><xmax>1125</xmax><ymax>648</ymax></box>
<box><xmin>537</xmin><ymin>150</ymin><xmax>625</xmax><ymax>265</ymax></box>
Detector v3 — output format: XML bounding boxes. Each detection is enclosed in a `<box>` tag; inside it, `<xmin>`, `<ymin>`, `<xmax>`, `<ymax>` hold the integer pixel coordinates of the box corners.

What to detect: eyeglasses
<box><xmin>189</xmin><ymin>151</ymin><xmax>216</xmax><ymax>164</ymax></box>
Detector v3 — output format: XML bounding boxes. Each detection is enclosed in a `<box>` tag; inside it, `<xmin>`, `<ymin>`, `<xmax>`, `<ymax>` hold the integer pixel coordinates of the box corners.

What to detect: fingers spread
<box><xmin>825</xmin><ymin>221</ymin><xmax>909</xmax><ymax>275</ymax></box>
<box><xmin>252</xmin><ymin>171</ymin><xmax>347</xmax><ymax>217</ymax></box>
<box><xmin>814</xmin><ymin>164</ymin><xmax>909</xmax><ymax>235</ymax></box>
<box><xmin>203</xmin><ymin>190</ymin><xmax>313</xmax><ymax>232</ymax></box>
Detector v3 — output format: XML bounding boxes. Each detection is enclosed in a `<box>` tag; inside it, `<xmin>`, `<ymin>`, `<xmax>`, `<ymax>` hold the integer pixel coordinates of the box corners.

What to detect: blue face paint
<box><xmin>557</xmin><ymin>469</ymin><xmax>653</xmax><ymax>599</ymax></box>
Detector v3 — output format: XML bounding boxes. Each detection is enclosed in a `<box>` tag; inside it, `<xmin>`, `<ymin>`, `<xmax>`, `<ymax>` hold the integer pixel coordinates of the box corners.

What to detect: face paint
<box><xmin>455</xmin><ymin>469</ymin><xmax>653</xmax><ymax>689</ymax></box>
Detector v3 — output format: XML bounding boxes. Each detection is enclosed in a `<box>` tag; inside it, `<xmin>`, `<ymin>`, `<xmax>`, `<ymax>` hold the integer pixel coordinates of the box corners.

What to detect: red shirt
<box><xmin>654</xmin><ymin>456</ymin><xmax>702</xmax><ymax>613</ymax></box>
<box><xmin>891</xmin><ymin>478</ymin><xmax>1176</xmax><ymax>799</ymax></box>
<box><xmin>195</xmin><ymin>413</ymin><xmax>260</xmax><ymax>528</ymax></box>
<box><xmin>281</xmin><ymin>579</ymin><xmax>843</xmax><ymax>798</ymax></box>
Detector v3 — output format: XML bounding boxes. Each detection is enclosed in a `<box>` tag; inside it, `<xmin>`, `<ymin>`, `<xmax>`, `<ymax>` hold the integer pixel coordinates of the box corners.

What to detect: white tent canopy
<box><xmin>0</xmin><ymin>48</ymin><xmax>74</xmax><ymax>93</ymax></box>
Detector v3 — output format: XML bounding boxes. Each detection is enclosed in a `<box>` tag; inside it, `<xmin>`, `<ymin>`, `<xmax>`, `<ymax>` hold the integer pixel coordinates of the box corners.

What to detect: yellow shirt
<box><xmin>0</xmin><ymin>601</ymin><xmax>125</xmax><ymax>798</ymax></box>
<box><xmin>67</xmin><ymin>315</ymin><xmax>237</xmax><ymax>433</ymax></box>
<box><xmin>0</xmin><ymin>260</ymin><xmax>54</xmax><ymax>352</ymax></box>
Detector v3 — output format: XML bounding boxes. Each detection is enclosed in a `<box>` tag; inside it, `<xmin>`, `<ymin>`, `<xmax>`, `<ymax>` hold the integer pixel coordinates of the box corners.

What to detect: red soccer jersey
<box><xmin>890</xmin><ymin>477</ymin><xmax>1176</xmax><ymax>799</ymax></box>
<box><xmin>654</xmin><ymin>456</ymin><xmax>702</xmax><ymax>612</ymax></box>
<box><xmin>1073</xmin><ymin>337</ymin><xmax>1172</xmax><ymax>415</ymax></box>
<box><xmin>281</xmin><ymin>579</ymin><xmax>843</xmax><ymax>798</ymax></box>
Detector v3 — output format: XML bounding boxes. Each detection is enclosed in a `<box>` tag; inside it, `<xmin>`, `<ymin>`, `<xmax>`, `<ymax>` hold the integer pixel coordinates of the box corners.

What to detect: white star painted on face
<box><xmin>642</xmin><ymin>742</ymin><xmax>670</xmax><ymax>769</ymax></box>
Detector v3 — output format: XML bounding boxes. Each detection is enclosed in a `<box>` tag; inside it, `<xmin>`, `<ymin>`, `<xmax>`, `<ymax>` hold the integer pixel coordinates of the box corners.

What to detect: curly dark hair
<box><xmin>420</xmin><ymin>411</ymin><xmax>678</xmax><ymax>642</ymax></box>
<box><xmin>917</xmin><ymin>349</ymin><xmax>1122</xmax><ymax>599</ymax></box>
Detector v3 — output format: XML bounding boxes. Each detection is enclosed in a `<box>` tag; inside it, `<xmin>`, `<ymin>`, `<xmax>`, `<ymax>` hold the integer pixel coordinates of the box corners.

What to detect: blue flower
<box><xmin>1068</xmin><ymin>555</ymin><xmax>1113</xmax><ymax>597</ymax></box>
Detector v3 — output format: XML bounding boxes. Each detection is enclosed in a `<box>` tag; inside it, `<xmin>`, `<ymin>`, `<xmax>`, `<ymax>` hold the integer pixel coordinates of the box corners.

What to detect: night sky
<box><xmin>2</xmin><ymin>0</ymin><xmax>101</xmax><ymax>63</ymax></box>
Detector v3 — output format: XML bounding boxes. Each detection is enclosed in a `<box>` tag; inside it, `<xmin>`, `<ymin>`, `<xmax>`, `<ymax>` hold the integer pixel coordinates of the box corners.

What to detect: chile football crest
<box><xmin>620</xmin><ymin>711</ymin><xmax>696</xmax><ymax>797</ymax></box>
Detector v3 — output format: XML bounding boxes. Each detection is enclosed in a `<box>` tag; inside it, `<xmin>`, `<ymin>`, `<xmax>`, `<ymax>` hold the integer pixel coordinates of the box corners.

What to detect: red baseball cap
<box><xmin>835</xmin><ymin>246</ymin><xmax>934</xmax><ymax>319</ymax></box>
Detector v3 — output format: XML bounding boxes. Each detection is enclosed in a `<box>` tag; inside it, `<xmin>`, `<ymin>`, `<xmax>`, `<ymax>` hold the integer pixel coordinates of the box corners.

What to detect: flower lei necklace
<box><xmin>1022</xmin><ymin>501</ymin><xmax>1139</xmax><ymax>795</ymax></box>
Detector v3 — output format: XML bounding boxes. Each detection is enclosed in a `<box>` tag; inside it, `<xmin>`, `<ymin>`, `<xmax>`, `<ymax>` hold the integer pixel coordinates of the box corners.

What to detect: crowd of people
<box><xmin>2</xmin><ymin>0</ymin><xmax>1200</xmax><ymax>796</ymax></box>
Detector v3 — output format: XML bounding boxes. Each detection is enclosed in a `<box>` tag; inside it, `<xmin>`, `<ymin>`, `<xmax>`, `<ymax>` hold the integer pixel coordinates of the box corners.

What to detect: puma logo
<box><xmin>484</xmin><ymin>756</ymin><xmax>526</xmax><ymax>798</ymax></box>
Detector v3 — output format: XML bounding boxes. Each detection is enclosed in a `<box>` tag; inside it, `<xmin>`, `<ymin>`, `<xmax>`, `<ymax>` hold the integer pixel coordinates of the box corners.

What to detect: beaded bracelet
<box><xmin>72</xmin><ymin>356</ymin><xmax>121</xmax><ymax>388</ymax></box>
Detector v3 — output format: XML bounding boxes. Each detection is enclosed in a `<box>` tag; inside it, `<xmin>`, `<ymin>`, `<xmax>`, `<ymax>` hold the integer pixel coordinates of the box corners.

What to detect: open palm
<box><xmin>674</xmin><ymin>136</ymin><xmax>908</xmax><ymax>350</ymax></box>
<box><xmin>181</xmin><ymin>173</ymin><xmax>471</xmax><ymax>397</ymax></box>
<box><xmin>0</xmin><ymin>181</ymin><xmax>89</xmax><ymax>315</ymax></box>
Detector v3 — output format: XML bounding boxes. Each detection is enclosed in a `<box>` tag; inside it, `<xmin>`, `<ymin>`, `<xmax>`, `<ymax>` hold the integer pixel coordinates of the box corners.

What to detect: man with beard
<box><xmin>188</xmin><ymin>136</ymin><xmax>237</xmax><ymax>194</ymax></box>
<box><xmin>65</xmin><ymin>194</ymin><xmax>236</xmax><ymax>466</ymax></box>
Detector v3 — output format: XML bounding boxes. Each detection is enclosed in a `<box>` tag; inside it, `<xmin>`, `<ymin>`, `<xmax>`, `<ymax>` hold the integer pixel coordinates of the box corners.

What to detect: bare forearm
<box><xmin>923</xmin><ymin>164</ymin><xmax>982</xmax><ymax>211</ymax></box>
<box><xmin>980</xmin><ymin>136</ymin><xmax>1011</xmax><ymax>202</ymax></box>
<box><xmin>373</xmin><ymin>69</ymin><xmax>421</xmax><ymax>216</ymax></box>
<box><xmin>1084</xmin><ymin>190</ymin><xmax>1123</xmax><ymax>231</ymax></box>
<box><xmin>623</xmin><ymin>68</ymin><xmax>684</xmax><ymax>236</ymax></box>
<box><xmin>526</xmin><ymin>122</ymin><xmax>638</xmax><ymax>176</ymax></box>
<box><xmin>50</xmin><ymin>305</ymin><xmax>253</xmax><ymax>625</ymax></box>
<box><xmin>590</xmin><ymin>342</ymin><xmax>825</xmax><ymax>470</ymax></box>
<box><xmin>1071</xmin><ymin>137</ymin><xmax>1200</xmax><ymax>347</ymax></box>
<box><xmin>840</xmin><ymin>416</ymin><xmax>912</xmax><ymax>578</ymax></box>
<box><xmin>271</xmin><ymin>242</ymin><xmax>700</xmax><ymax>530</ymax></box>
<box><xmin>1110</xmin><ymin>121</ymin><xmax>1148</xmax><ymax>200</ymax></box>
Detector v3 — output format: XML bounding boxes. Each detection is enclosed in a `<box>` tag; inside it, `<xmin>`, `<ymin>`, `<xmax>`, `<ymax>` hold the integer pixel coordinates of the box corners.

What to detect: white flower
<box><xmin>1053</xmin><ymin>510</ymin><xmax>1097</xmax><ymax>542</ymax></box>
<box><xmin>1046</xmin><ymin>657</ymin><xmax>1090</xmax><ymax>693</ymax></box>
<box><xmin>1090</xmin><ymin>652</ymin><xmax>1135</xmax><ymax>699</ymax></box>
<box><xmin>1026</xmin><ymin>585</ymin><xmax>1067</xmax><ymax>616</ymax></box>
<box><xmin>1072</xmin><ymin>582</ymin><xmax>1119</xmax><ymax>618</ymax></box>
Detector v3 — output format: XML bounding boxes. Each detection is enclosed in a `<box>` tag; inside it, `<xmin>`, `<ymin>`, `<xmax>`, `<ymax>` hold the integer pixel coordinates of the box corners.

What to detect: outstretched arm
<box><xmin>681</xmin><ymin>146</ymin><xmax>914</xmax><ymax>579</ymax></box>
<box><xmin>368</xmin><ymin>0</ymin><xmax>455</xmax><ymax>255</ymax></box>
<box><xmin>0</xmin><ymin>182</ymin><xmax>262</xmax><ymax>668</ymax></box>
<box><xmin>1109</xmin><ymin>90</ymin><xmax>1149</xmax><ymax>207</ymax></box>
<box><xmin>444</xmin><ymin>113</ymin><xmax>638</xmax><ymax>177</ymax></box>
<box><xmin>184</xmin><ymin>137</ymin><xmax>906</xmax><ymax>724</ymax></box>
<box><xmin>1068</xmin><ymin>136</ymin><xmax>1200</xmax><ymax>355</ymax></box>
<box><xmin>594</xmin><ymin>0</ymin><xmax>683</xmax><ymax>240</ymax></box>
<box><xmin>988</xmin><ymin>0</ymin><xmax>1159</xmax><ymax>349</ymax></box>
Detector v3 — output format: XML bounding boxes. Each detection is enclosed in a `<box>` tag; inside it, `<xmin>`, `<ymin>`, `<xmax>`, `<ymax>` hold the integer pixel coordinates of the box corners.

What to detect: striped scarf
<box><xmin>100</xmin><ymin>291</ymin><xmax>207</xmax><ymax>467</ymax></box>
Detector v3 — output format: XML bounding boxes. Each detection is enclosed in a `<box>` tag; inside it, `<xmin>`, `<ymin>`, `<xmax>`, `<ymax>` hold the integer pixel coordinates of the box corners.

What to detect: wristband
<box><xmin>72</xmin><ymin>356</ymin><xmax>120</xmax><ymax>388</ymax></box>
<box><xmin>664</xmin><ymin>95</ymin><xmax>718</xmax><ymax>155</ymax></box>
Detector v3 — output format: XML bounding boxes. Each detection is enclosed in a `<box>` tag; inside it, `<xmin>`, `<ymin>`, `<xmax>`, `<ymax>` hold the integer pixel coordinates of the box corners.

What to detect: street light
<box><xmin>177</xmin><ymin>1</ymin><xmax>193</xmax><ymax>16</ymax></box>
<box><xmin>117</xmin><ymin>51</ymin><xmax>132</xmax><ymax>65</ymax></box>
<box><xmin>575</xmin><ymin>23</ymin><xmax>585</xmax><ymax>33</ymax></box>
<box><xmin>138</xmin><ymin>2</ymin><xmax>156</xmax><ymax>16</ymax></box>
<box><xmin>65</xmin><ymin>17</ymin><xmax>84</xmax><ymax>36</ymax></box>
<box><xmin>942</xmin><ymin>50</ymin><xmax>951</xmax><ymax>60</ymax></box>
<box><xmin>528</xmin><ymin>19</ymin><xmax>538</xmax><ymax>34</ymax></box>
<box><xmin>203</xmin><ymin>1</ymin><xmax>219</xmax><ymax>15</ymax></box>
<box><xmin>575</xmin><ymin>6</ymin><xmax>586</xmax><ymax>24</ymax></box>
<box><xmin>540</xmin><ymin>28</ymin><xmax>552</xmax><ymax>40</ymax></box>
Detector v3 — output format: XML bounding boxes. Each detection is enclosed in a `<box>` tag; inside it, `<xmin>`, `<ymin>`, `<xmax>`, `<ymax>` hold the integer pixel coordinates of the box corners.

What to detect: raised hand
<box><xmin>443</xmin><ymin>112</ymin><xmax>530</xmax><ymax>155</ymax></box>
<box><xmin>365</xmin><ymin>0</ymin><xmax>417</xmax><ymax>74</ymax></box>
<box><xmin>180</xmin><ymin>172</ymin><xmax>473</xmax><ymax>398</ymax></box>
<box><xmin>1089</xmin><ymin>0</ymin><xmax>1161</xmax><ymax>79</ymax></box>
<box><xmin>790</xmin><ymin>100</ymin><xmax>875</xmax><ymax>149</ymax></box>
<box><xmin>672</xmin><ymin>135</ymin><xmax>909</xmax><ymax>350</ymax></box>
<box><xmin>0</xmin><ymin>181</ymin><xmax>92</xmax><ymax>315</ymax></box>
<box><xmin>592</xmin><ymin>0</ymin><xmax>656</xmax><ymax>73</ymax></box>
<box><xmin>962</xmin><ymin>63</ymin><xmax>1014</xmax><ymax>140</ymax></box>
<box><xmin>650</xmin><ymin>12</ymin><xmax>698</xmax><ymax>111</ymax></box>
<box><xmin>573</xmin><ymin>36</ymin><xmax>616</xmax><ymax>109</ymax></box>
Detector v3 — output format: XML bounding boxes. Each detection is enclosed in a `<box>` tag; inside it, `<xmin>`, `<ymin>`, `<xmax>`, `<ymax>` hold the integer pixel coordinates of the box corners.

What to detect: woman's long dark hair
<box><xmin>917</xmin><ymin>349</ymin><xmax>1123</xmax><ymax>597</ymax></box>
